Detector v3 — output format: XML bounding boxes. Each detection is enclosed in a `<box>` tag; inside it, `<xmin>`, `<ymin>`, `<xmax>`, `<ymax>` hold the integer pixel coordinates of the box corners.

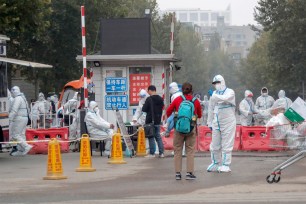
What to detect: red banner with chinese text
<box><xmin>129</xmin><ymin>74</ymin><xmax>151</xmax><ymax>105</ymax></box>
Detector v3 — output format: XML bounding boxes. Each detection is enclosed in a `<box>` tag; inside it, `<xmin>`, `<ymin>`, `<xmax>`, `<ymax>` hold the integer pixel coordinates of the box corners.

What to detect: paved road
<box><xmin>0</xmin><ymin>151</ymin><xmax>306</xmax><ymax>203</ymax></box>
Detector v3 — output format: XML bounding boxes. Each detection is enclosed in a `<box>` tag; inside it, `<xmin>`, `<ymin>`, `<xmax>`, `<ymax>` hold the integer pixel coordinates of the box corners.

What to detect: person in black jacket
<box><xmin>142</xmin><ymin>85</ymin><xmax>165</xmax><ymax>158</ymax></box>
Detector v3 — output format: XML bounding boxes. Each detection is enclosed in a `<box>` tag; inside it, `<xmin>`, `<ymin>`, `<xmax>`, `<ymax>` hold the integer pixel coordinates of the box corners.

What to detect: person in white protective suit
<box><xmin>271</xmin><ymin>90</ymin><xmax>292</xmax><ymax>111</ymax></box>
<box><xmin>63</xmin><ymin>92</ymin><xmax>79</xmax><ymax>139</ymax></box>
<box><xmin>132</xmin><ymin>89</ymin><xmax>150</xmax><ymax>154</ymax></box>
<box><xmin>31</xmin><ymin>92</ymin><xmax>48</xmax><ymax>129</ymax></box>
<box><xmin>239</xmin><ymin>90</ymin><xmax>256</xmax><ymax>126</ymax></box>
<box><xmin>9</xmin><ymin>86</ymin><xmax>33</xmax><ymax>156</ymax></box>
<box><xmin>207</xmin><ymin>75</ymin><xmax>236</xmax><ymax>173</ymax></box>
<box><xmin>201</xmin><ymin>95</ymin><xmax>209</xmax><ymax>126</ymax></box>
<box><xmin>85</xmin><ymin>101</ymin><xmax>114</xmax><ymax>156</ymax></box>
<box><xmin>161</xmin><ymin>82</ymin><xmax>182</xmax><ymax>137</ymax></box>
<box><xmin>254</xmin><ymin>87</ymin><xmax>275</xmax><ymax>125</ymax></box>
<box><xmin>50</xmin><ymin>95</ymin><xmax>58</xmax><ymax>127</ymax></box>
<box><xmin>132</xmin><ymin>89</ymin><xmax>149</xmax><ymax>125</ymax></box>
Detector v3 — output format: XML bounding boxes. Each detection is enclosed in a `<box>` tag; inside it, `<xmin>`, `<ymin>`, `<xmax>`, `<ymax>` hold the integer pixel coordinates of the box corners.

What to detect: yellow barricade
<box><xmin>108</xmin><ymin>133</ymin><xmax>127</xmax><ymax>164</ymax></box>
<box><xmin>136</xmin><ymin>127</ymin><xmax>147</xmax><ymax>157</ymax></box>
<box><xmin>76</xmin><ymin>134</ymin><xmax>96</xmax><ymax>172</ymax></box>
<box><xmin>43</xmin><ymin>139</ymin><xmax>67</xmax><ymax>180</ymax></box>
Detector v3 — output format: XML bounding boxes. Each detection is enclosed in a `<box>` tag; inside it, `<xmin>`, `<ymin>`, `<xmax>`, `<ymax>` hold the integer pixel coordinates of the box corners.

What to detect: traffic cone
<box><xmin>76</xmin><ymin>134</ymin><xmax>96</xmax><ymax>172</ymax></box>
<box><xmin>43</xmin><ymin>139</ymin><xmax>67</xmax><ymax>180</ymax></box>
<box><xmin>108</xmin><ymin>133</ymin><xmax>127</xmax><ymax>164</ymax></box>
<box><xmin>136</xmin><ymin>127</ymin><xmax>147</xmax><ymax>157</ymax></box>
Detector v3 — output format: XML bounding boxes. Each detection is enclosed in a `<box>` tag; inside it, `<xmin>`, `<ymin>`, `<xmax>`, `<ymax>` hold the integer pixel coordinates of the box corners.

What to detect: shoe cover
<box><xmin>218</xmin><ymin>165</ymin><xmax>231</xmax><ymax>173</ymax></box>
<box><xmin>207</xmin><ymin>163</ymin><xmax>219</xmax><ymax>172</ymax></box>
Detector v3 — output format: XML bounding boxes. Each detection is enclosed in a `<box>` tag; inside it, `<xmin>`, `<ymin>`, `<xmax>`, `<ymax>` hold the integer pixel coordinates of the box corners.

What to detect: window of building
<box><xmin>179</xmin><ymin>13</ymin><xmax>187</xmax><ymax>21</ymax></box>
<box><xmin>211</xmin><ymin>13</ymin><xmax>218</xmax><ymax>21</ymax></box>
<box><xmin>232</xmin><ymin>53</ymin><xmax>241</xmax><ymax>60</ymax></box>
<box><xmin>200</xmin><ymin>13</ymin><xmax>208</xmax><ymax>21</ymax></box>
<box><xmin>236</xmin><ymin>42</ymin><xmax>241</xmax><ymax>46</ymax></box>
<box><xmin>236</xmin><ymin>34</ymin><xmax>241</xmax><ymax>39</ymax></box>
<box><xmin>190</xmin><ymin>13</ymin><xmax>198</xmax><ymax>21</ymax></box>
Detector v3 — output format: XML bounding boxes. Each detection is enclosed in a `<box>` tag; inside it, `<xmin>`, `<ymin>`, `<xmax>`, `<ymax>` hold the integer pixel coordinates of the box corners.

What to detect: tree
<box><xmin>254</xmin><ymin>0</ymin><xmax>306</xmax><ymax>98</ymax></box>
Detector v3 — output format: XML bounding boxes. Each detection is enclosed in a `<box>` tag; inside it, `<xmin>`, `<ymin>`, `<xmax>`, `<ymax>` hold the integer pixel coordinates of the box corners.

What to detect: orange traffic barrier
<box><xmin>108</xmin><ymin>133</ymin><xmax>127</xmax><ymax>164</ymax></box>
<box><xmin>26</xmin><ymin>128</ymin><xmax>69</xmax><ymax>154</ymax></box>
<box><xmin>76</xmin><ymin>134</ymin><xmax>96</xmax><ymax>172</ymax></box>
<box><xmin>136</xmin><ymin>127</ymin><xmax>147</xmax><ymax>156</ymax></box>
<box><xmin>241</xmin><ymin>126</ymin><xmax>275</xmax><ymax>151</ymax></box>
<box><xmin>43</xmin><ymin>138</ymin><xmax>67</xmax><ymax>180</ymax></box>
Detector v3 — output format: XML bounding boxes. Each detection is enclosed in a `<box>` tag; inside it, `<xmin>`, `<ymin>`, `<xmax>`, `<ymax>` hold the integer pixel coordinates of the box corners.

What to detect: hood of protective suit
<box><xmin>72</xmin><ymin>92</ymin><xmax>78</xmax><ymax>100</ymax></box>
<box><xmin>261</xmin><ymin>87</ymin><xmax>269</xmax><ymax>96</ymax></box>
<box><xmin>11</xmin><ymin>86</ymin><xmax>21</xmax><ymax>98</ymax></box>
<box><xmin>51</xmin><ymin>95</ymin><xmax>58</xmax><ymax>103</ymax></box>
<box><xmin>244</xmin><ymin>90</ymin><xmax>253</xmax><ymax>98</ymax></box>
<box><xmin>139</xmin><ymin>89</ymin><xmax>149</xmax><ymax>98</ymax></box>
<box><xmin>169</xmin><ymin>82</ymin><xmax>179</xmax><ymax>94</ymax></box>
<box><xmin>278</xmin><ymin>90</ymin><xmax>285</xmax><ymax>99</ymax></box>
<box><xmin>203</xmin><ymin>95</ymin><xmax>208</xmax><ymax>101</ymax></box>
<box><xmin>212</xmin><ymin>75</ymin><xmax>226</xmax><ymax>91</ymax></box>
<box><xmin>89</xmin><ymin>101</ymin><xmax>98</xmax><ymax>111</ymax></box>
<box><xmin>38</xmin><ymin>92</ymin><xmax>45</xmax><ymax>101</ymax></box>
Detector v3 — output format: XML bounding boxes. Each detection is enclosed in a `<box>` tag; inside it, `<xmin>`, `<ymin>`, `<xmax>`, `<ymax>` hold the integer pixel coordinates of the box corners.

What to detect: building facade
<box><xmin>164</xmin><ymin>5</ymin><xmax>231</xmax><ymax>27</ymax></box>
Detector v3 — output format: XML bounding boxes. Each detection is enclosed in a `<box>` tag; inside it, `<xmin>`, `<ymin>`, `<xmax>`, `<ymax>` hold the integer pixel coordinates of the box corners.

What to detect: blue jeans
<box><xmin>149</xmin><ymin>125</ymin><xmax>164</xmax><ymax>155</ymax></box>
<box><xmin>166</xmin><ymin>113</ymin><xmax>174</xmax><ymax>133</ymax></box>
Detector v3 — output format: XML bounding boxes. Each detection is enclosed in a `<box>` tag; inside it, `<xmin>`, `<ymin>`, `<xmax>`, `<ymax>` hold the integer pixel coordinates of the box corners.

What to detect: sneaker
<box><xmin>175</xmin><ymin>172</ymin><xmax>182</xmax><ymax>180</ymax></box>
<box><xmin>11</xmin><ymin>150</ymin><xmax>24</xmax><ymax>156</ymax></box>
<box><xmin>144</xmin><ymin>154</ymin><xmax>156</xmax><ymax>158</ymax></box>
<box><xmin>207</xmin><ymin>163</ymin><xmax>219</xmax><ymax>172</ymax></box>
<box><xmin>186</xmin><ymin>172</ymin><xmax>196</xmax><ymax>180</ymax></box>
<box><xmin>22</xmin><ymin>145</ymin><xmax>33</xmax><ymax>155</ymax></box>
<box><xmin>218</xmin><ymin>165</ymin><xmax>231</xmax><ymax>173</ymax></box>
<box><xmin>159</xmin><ymin>153</ymin><xmax>165</xmax><ymax>158</ymax></box>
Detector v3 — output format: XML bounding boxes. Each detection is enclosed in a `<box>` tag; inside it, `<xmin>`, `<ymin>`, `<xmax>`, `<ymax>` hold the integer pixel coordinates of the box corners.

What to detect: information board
<box><xmin>105</xmin><ymin>77</ymin><xmax>127</xmax><ymax>93</ymax></box>
<box><xmin>129</xmin><ymin>74</ymin><xmax>151</xmax><ymax>105</ymax></box>
<box><xmin>105</xmin><ymin>95</ymin><xmax>128</xmax><ymax>110</ymax></box>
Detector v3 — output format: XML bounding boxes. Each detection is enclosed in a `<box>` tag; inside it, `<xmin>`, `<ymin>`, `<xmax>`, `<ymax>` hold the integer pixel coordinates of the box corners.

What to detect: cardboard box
<box><xmin>284</xmin><ymin>97</ymin><xmax>306</xmax><ymax>122</ymax></box>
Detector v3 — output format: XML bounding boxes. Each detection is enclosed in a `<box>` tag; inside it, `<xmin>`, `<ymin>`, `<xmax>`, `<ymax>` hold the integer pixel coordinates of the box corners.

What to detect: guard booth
<box><xmin>76</xmin><ymin>54</ymin><xmax>179</xmax><ymax>125</ymax></box>
<box><xmin>76</xmin><ymin>18</ymin><xmax>179</xmax><ymax>126</ymax></box>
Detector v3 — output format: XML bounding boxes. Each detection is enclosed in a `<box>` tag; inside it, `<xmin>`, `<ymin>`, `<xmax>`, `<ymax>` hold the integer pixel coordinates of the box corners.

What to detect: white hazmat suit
<box><xmin>85</xmin><ymin>101</ymin><xmax>113</xmax><ymax>155</ymax></box>
<box><xmin>271</xmin><ymin>90</ymin><xmax>292</xmax><ymax>111</ymax></box>
<box><xmin>207</xmin><ymin>75</ymin><xmax>236</xmax><ymax>173</ymax></box>
<box><xmin>9</xmin><ymin>86</ymin><xmax>33</xmax><ymax>156</ymax></box>
<box><xmin>132</xmin><ymin>89</ymin><xmax>149</xmax><ymax>126</ymax></box>
<box><xmin>254</xmin><ymin>87</ymin><xmax>275</xmax><ymax>125</ymax></box>
<box><xmin>239</xmin><ymin>90</ymin><xmax>255</xmax><ymax>126</ymax></box>
<box><xmin>64</xmin><ymin>92</ymin><xmax>79</xmax><ymax>139</ymax></box>
<box><xmin>31</xmin><ymin>92</ymin><xmax>48</xmax><ymax>129</ymax></box>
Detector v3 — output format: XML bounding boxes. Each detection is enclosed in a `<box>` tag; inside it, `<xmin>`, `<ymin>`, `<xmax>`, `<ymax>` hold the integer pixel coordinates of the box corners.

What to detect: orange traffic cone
<box><xmin>76</xmin><ymin>134</ymin><xmax>96</xmax><ymax>172</ymax></box>
<box><xmin>108</xmin><ymin>133</ymin><xmax>127</xmax><ymax>164</ymax></box>
<box><xmin>43</xmin><ymin>138</ymin><xmax>67</xmax><ymax>180</ymax></box>
<box><xmin>136</xmin><ymin>127</ymin><xmax>147</xmax><ymax>157</ymax></box>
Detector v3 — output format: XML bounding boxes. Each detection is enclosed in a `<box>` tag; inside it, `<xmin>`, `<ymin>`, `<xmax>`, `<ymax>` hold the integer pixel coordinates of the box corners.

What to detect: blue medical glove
<box><xmin>208</xmin><ymin>89</ymin><xmax>213</xmax><ymax>97</ymax></box>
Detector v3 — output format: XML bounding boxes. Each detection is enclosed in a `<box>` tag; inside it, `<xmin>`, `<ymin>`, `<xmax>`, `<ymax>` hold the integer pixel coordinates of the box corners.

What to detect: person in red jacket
<box><xmin>166</xmin><ymin>82</ymin><xmax>202</xmax><ymax>180</ymax></box>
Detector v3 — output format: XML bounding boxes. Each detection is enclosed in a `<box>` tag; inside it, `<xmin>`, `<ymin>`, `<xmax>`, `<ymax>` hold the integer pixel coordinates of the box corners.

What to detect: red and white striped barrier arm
<box><xmin>81</xmin><ymin>6</ymin><xmax>88</xmax><ymax>108</ymax></box>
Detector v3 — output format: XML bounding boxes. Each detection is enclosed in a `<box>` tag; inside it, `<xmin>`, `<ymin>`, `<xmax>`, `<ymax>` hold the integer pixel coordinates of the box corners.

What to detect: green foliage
<box><xmin>244</xmin><ymin>0</ymin><xmax>306</xmax><ymax>99</ymax></box>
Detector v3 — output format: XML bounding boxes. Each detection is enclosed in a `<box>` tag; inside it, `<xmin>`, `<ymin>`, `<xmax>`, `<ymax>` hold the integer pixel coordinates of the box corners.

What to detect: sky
<box><xmin>156</xmin><ymin>0</ymin><xmax>259</xmax><ymax>26</ymax></box>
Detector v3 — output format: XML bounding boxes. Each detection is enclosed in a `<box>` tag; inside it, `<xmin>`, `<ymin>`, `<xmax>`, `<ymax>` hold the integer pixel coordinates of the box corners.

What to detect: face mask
<box><xmin>215</xmin><ymin>84</ymin><xmax>222</xmax><ymax>91</ymax></box>
<box><xmin>262</xmin><ymin>93</ymin><xmax>268</xmax><ymax>96</ymax></box>
<box><xmin>94</xmin><ymin>107</ymin><xmax>99</xmax><ymax>113</ymax></box>
<box><xmin>246</xmin><ymin>97</ymin><xmax>252</xmax><ymax>101</ymax></box>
